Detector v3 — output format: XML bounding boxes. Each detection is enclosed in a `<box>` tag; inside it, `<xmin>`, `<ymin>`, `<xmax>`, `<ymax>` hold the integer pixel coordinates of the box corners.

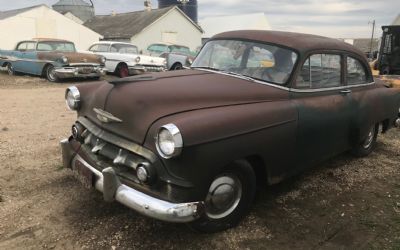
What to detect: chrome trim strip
<box><xmin>71</xmin><ymin>154</ymin><xmax>202</xmax><ymax>223</ymax></box>
<box><xmin>193</xmin><ymin>68</ymin><xmax>376</xmax><ymax>93</ymax></box>
<box><xmin>0</xmin><ymin>56</ymin><xmax>52</xmax><ymax>63</ymax></box>
<box><xmin>289</xmin><ymin>82</ymin><xmax>375</xmax><ymax>93</ymax></box>
<box><xmin>78</xmin><ymin>116</ymin><xmax>158</xmax><ymax>163</ymax></box>
<box><xmin>69</xmin><ymin>63</ymin><xmax>102</xmax><ymax>66</ymax></box>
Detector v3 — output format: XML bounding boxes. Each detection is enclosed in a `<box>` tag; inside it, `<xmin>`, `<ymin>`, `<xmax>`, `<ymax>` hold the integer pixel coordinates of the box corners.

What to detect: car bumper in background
<box><xmin>55</xmin><ymin>66</ymin><xmax>106</xmax><ymax>79</ymax></box>
<box><xmin>60</xmin><ymin>138</ymin><xmax>203</xmax><ymax>223</ymax></box>
<box><xmin>128</xmin><ymin>65</ymin><xmax>166</xmax><ymax>75</ymax></box>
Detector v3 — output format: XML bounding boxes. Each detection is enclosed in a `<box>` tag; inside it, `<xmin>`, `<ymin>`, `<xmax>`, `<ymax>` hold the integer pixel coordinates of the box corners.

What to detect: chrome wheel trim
<box><xmin>7</xmin><ymin>64</ymin><xmax>14</xmax><ymax>75</ymax></box>
<box><xmin>47</xmin><ymin>66</ymin><xmax>57</xmax><ymax>82</ymax></box>
<box><xmin>363</xmin><ymin>126</ymin><xmax>375</xmax><ymax>149</ymax></box>
<box><xmin>205</xmin><ymin>175</ymin><xmax>242</xmax><ymax>219</ymax></box>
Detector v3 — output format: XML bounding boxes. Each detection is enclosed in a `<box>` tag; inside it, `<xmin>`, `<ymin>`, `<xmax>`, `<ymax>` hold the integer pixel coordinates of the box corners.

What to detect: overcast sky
<box><xmin>0</xmin><ymin>0</ymin><xmax>398</xmax><ymax>38</ymax></box>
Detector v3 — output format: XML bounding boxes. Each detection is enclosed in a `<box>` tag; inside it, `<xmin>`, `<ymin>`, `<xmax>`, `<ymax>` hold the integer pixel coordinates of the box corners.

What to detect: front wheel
<box><xmin>189</xmin><ymin>160</ymin><xmax>256</xmax><ymax>233</ymax></box>
<box><xmin>45</xmin><ymin>65</ymin><xmax>59</xmax><ymax>82</ymax></box>
<box><xmin>352</xmin><ymin>124</ymin><xmax>378</xmax><ymax>157</ymax></box>
<box><xmin>6</xmin><ymin>63</ymin><xmax>15</xmax><ymax>75</ymax></box>
<box><xmin>116</xmin><ymin>64</ymin><xmax>129</xmax><ymax>78</ymax></box>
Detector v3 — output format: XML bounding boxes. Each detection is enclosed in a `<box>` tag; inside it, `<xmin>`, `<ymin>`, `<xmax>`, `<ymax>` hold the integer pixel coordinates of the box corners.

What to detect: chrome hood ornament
<box><xmin>94</xmin><ymin>108</ymin><xmax>122</xmax><ymax>123</ymax></box>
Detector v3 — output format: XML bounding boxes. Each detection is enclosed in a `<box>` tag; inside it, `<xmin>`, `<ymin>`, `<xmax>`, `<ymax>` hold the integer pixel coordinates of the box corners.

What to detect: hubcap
<box><xmin>48</xmin><ymin>67</ymin><xmax>57</xmax><ymax>81</ymax></box>
<box><xmin>7</xmin><ymin>64</ymin><xmax>13</xmax><ymax>75</ymax></box>
<box><xmin>205</xmin><ymin>175</ymin><xmax>242</xmax><ymax>219</ymax></box>
<box><xmin>363</xmin><ymin>126</ymin><xmax>375</xmax><ymax>149</ymax></box>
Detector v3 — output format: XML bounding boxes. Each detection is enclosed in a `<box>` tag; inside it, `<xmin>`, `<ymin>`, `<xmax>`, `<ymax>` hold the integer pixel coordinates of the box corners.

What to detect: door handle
<box><xmin>340</xmin><ymin>89</ymin><xmax>352</xmax><ymax>94</ymax></box>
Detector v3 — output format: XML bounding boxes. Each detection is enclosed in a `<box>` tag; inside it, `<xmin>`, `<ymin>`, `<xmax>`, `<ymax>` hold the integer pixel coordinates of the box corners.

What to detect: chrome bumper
<box><xmin>60</xmin><ymin>138</ymin><xmax>203</xmax><ymax>223</ymax></box>
<box><xmin>128</xmin><ymin>65</ymin><xmax>166</xmax><ymax>75</ymax></box>
<box><xmin>395</xmin><ymin>118</ymin><xmax>400</xmax><ymax>128</ymax></box>
<box><xmin>55</xmin><ymin>66</ymin><xmax>106</xmax><ymax>79</ymax></box>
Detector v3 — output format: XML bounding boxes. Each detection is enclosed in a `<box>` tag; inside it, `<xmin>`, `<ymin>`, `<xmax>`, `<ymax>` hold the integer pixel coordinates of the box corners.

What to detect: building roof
<box><xmin>352</xmin><ymin>38</ymin><xmax>379</xmax><ymax>53</ymax></box>
<box><xmin>84</xmin><ymin>7</ymin><xmax>202</xmax><ymax>40</ymax></box>
<box><xmin>213</xmin><ymin>30</ymin><xmax>365</xmax><ymax>57</ymax></box>
<box><xmin>200</xmin><ymin>13</ymin><xmax>271</xmax><ymax>38</ymax></box>
<box><xmin>53</xmin><ymin>0</ymin><xmax>92</xmax><ymax>7</ymax></box>
<box><xmin>392</xmin><ymin>14</ymin><xmax>400</xmax><ymax>25</ymax></box>
<box><xmin>0</xmin><ymin>4</ymin><xmax>43</xmax><ymax>20</ymax></box>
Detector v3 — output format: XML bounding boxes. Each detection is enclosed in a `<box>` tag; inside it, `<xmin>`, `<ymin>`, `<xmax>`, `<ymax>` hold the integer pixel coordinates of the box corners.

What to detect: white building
<box><xmin>84</xmin><ymin>6</ymin><xmax>203</xmax><ymax>52</ymax></box>
<box><xmin>0</xmin><ymin>5</ymin><xmax>102</xmax><ymax>50</ymax></box>
<box><xmin>200</xmin><ymin>13</ymin><xmax>272</xmax><ymax>40</ymax></box>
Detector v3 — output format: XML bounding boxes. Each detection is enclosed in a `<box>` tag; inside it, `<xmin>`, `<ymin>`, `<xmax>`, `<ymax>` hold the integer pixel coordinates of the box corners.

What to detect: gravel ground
<box><xmin>0</xmin><ymin>72</ymin><xmax>399</xmax><ymax>250</ymax></box>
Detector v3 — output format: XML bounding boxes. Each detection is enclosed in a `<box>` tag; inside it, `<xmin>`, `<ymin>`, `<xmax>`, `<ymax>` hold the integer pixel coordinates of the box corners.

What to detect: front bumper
<box><xmin>128</xmin><ymin>65</ymin><xmax>166</xmax><ymax>75</ymax></box>
<box><xmin>55</xmin><ymin>66</ymin><xmax>107</xmax><ymax>79</ymax></box>
<box><xmin>60</xmin><ymin>138</ymin><xmax>203</xmax><ymax>223</ymax></box>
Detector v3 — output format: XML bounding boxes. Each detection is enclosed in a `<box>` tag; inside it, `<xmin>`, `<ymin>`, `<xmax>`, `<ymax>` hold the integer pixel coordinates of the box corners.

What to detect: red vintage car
<box><xmin>61</xmin><ymin>31</ymin><xmax>400</xmax><ymax>232</ymax></box>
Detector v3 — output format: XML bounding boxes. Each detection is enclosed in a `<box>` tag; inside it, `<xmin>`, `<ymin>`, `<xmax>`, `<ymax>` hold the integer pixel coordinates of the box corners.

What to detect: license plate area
<box><xmin>72</xmin><ymin>160</ymin><xmax>94</xmax><ymax>189</ymax></box>
<box><xmin>79</xmin><ymin>67</ymin><xmax>93</xmax><ymax>74</ymax></box>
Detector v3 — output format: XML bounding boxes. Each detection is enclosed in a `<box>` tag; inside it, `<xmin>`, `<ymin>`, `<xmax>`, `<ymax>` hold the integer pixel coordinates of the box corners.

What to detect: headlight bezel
<box><xmin>100</xmin><ymin>56</ymin><xmax>106</xmax><ymax>64</ymax></box>
<box><xmin>135</xmin><ymin>56</ymin><xmax>141</xmax><ymax>63</ymax></box>
<box><xmin>61</xmin><ymin>56</ymin><xmax>68</xmax><ymax>64</ymax></box>
<box><xmin>155</xmin><ymin>124</ymin><xmax>183</xmax><ymax>159</ymax></box>
<box><xmin>65</xmin><ymin>86</ymin><xmax>81</xmax><ymax>111</ymax></box>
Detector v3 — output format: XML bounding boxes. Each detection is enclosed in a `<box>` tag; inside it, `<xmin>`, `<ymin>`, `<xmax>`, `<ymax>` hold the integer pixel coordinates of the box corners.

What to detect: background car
<box><xmin>147</xmin><ymin>43</ymin><xmax>196</xmax><ymax>70</ymax></box>
<box><xmin>0</xmin><ymin>38</ymin><xmax>106</xmax><ymax>82</ymax></box>
<box><xmin>61</xmin><ymin>30</ymin><xmax>400</xmax><ymax>233</ymax></box>
<box><xmin>87</xmin><ymin>41</ymin><xmax>166</xmax><ymax>78</ymax></box>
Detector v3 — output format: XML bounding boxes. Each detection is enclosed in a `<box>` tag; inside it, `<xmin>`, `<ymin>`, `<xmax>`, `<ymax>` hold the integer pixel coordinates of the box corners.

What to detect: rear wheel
<box><xmin>189</xmin><ymin>160</ymin><xmax>256</xmax><ymax>233</ymax></box>
<box><xmin>6</xmin><ymin>63</ymin><xmax>15</xmax><ymax>75</ymax></box>
<box><xmin>116</xmin><ymin>64</ymin><xmax>129</xmax><ymax>78</ymax></box>
<box><xmin>45</xmin><ymin>65</ymin><xmax>59</xmax><ymax>82</ymax></box>
<box><xmin>352</xmin><ymin>124</ymin><xmax>378</xmax><ymax>157</ymax></box>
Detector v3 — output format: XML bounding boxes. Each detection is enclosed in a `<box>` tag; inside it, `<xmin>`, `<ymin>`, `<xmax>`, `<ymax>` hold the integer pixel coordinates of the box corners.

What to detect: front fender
<box><xmin>143</xmin><ymin>101</ymin><xmax>298</xmax><ymax>199</ymax></box>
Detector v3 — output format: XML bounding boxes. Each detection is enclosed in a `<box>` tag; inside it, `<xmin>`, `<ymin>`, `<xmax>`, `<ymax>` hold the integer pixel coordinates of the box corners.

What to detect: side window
<box><xmin>26</xmin><ymin>42</ymin><xmax>36</xmax><ymax>51</ymax></box>
<box><xmin>89</xmin><ymin>45</ymin><xmax>99</xmax><ymax>52</ymax></box>
<box><xmin>347</xmin><ymin>57</ymin><xmax>368</xmax><ymax>85</ymax></box>
<box><xmin>97</xmin><ymin>44</ymin><xmax>110</xmax><ymax>52</ymax></box>
<box><xmin>17</xmin><ymin>42</ymin><xmax>28</xmax><ymax>51</ymax></box>
<box><xmin>296</xmin><ymin>54</ymin><xmax>341</xmax><ymax>89</ymax></box>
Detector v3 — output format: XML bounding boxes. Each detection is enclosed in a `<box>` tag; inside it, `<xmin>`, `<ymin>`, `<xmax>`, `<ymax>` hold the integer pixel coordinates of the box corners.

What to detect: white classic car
<box><xmin>87</xmin><ymin>41</ymin><xmax>166</xmax><ymax>78</ymax></box>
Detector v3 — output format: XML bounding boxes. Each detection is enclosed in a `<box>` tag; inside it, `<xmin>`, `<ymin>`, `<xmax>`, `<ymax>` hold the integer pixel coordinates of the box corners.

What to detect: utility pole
<box><xmin>369</xmin><ymin>20</ymin><xmax>376</xmax><ymax>60</ymax></box>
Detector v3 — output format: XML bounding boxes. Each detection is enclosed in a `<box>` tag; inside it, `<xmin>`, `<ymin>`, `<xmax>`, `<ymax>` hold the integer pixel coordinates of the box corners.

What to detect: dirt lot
<box><xmin>0</xmin><ymin>71</ymin><xmax>399</xmax><ymax>250</ymax></box>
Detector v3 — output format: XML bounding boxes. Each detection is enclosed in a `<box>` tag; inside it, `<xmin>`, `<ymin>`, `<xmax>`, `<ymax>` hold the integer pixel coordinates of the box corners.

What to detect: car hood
<box><xmin>80</xmin><ymin>69</ymin><xmax>289</xmax><ymax>144</ymax></box>
<box><xmin>37</xmin><ymin>51</ymin><xmax>102</xmax><ymax>64</ymax></box>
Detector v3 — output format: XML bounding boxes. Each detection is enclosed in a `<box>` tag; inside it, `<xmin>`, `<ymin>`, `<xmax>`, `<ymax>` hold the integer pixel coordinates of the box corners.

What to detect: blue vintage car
<box><xmin>0</xmin><ymin>38</ymin><xmax>106</xmax><ymax>82</ymax></box>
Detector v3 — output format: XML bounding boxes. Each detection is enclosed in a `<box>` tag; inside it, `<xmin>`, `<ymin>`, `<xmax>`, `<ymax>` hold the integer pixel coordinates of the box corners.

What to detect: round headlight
<box><xmin>156</xmin><ymin>124</ymin><xmax>183</xmax><ymax>159</ymax></box>
<box><xmin>137</xmin><ymin>166</ymin><xmax>149</xmax><ymax>182</ymax></box>
<box><xmin>101</xmin><ymin>56</ymin><xmax>106</xmax><ymax>64</ymax></box>
<box><xmin>65</xmin><ymin>86</ymin><xmax>81</xmax><ymax>111</ymax></box>
<box><xmin>135</xmin><ymin>56</ymin><xmax>141</xmax><ymax>63</ymax></box>
<box><xmin>61</xmin><ymin>56</ymin><xmax>68</xmax><ymax>64</ymax></box>
<box><xmin>187</xmin><ymin>57</ymin><xmax>193</xmax><ymax>65</ymax></box>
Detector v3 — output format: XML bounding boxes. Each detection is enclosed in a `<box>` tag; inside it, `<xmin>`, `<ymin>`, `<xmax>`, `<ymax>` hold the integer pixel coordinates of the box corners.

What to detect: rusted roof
<box><xmin>213</xmin><ymin>30</ymin><xmax>365</xmax><ymax>56</ymax></box>
<box><xmin>84</xmin><ymin>7</ymin><xmax>173</xmax><ymax>39</ymax></box>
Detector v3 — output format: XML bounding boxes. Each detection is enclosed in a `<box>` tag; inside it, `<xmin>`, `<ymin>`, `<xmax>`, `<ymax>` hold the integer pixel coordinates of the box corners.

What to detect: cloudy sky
<box><xmin>0</xmin><ymin>0</ymin><xmax>399</xmax><ymax>38</ymax></box>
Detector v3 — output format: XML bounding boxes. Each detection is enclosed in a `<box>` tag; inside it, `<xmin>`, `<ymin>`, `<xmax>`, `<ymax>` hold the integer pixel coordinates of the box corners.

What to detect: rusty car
<box><xmin>61</xmin><ymin>30</ymin><xmax>400</xmax><ymax>233</ymax></box>
<box><xmin>0</xmin><ymin>38</ymin><xmax>106</xmax><ymax>82</ymax></box>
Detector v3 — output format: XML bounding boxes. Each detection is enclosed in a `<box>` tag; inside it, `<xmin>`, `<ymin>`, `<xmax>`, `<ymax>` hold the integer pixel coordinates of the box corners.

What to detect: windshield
<box><xmin>192</xmin><ymin>40</ymin><xmax>298</xmax><ymax>85</ymax></box>
<box><xmin>111</xmin><ymin>44</ymin><xmax>138</xmax><ymax>54</ymax></box>
<box><xmin>37</xmin><ymin>41</ymin><xmax>76</xmax><ymax>52</ymax></box>
<box><xmin>148</xmin><ymin>44</ymin><xmax>168</xmax><ymax>53</ymax></box>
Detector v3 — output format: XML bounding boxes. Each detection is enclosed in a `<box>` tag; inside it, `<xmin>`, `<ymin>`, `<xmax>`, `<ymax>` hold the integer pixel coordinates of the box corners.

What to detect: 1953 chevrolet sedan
<box><xmin>0</xmin><ymin>38</ymin><xmax>106</xmax><ymax>82</ymax></box>
<box><xmin>61</xmin><ymin>31</ymin><xmax>400</xmax><ymax>232</ymax></box>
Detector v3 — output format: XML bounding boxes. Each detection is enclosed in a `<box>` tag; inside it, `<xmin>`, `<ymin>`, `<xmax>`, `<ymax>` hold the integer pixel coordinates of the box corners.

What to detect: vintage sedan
<box><xmin>0</xmin><ymin>39</ymin><xmax>106</xmax><ymax>82</ymax></box>
<box><xmin>61</xmin><ymin>31</ymin><xmax>400</xmax><ymax>233</ymax></box>
<box><xmin>147</xmin><ymin>43</ymin><xmax>196</xmax><ymax>70</ymax></box>
<box><xmin>87</xmin><ymin>42</ymin><xmax>166</xmax><ymax>78</ymax></box>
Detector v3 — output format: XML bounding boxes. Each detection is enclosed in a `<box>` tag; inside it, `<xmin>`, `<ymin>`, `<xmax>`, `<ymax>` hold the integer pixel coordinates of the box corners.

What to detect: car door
<box><xmin>291</xmin><ymin>53</ymin><xmax>354</xmax><ymax>168</ymax></box>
